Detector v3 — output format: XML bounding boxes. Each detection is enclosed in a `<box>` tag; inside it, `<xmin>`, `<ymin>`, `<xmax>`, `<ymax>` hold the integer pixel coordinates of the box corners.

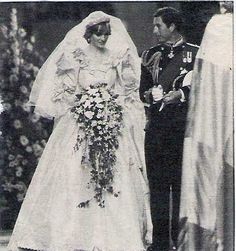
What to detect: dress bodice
<box><xmin>74</xmin><ymin>48</ymin><xmax>118</xmax><ymax>92</ymax></box>
<box><xmin>51</xmin><ymin>47</ymin><xmax>140</xmax><ymax>118</ymax></box>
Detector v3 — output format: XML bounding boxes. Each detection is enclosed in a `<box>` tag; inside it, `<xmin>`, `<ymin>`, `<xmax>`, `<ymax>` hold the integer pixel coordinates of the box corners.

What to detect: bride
<box><xmin>8</xmin><ymin>11</ymin><xmax>152</xmax><ymax>251</ymax></box>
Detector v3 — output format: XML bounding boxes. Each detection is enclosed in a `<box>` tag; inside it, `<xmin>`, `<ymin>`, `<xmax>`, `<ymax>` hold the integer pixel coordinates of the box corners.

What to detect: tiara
<box><xmin>86</xmin><ymin>17</ymin><xmax>110</xmax><ymax>29</ymax></box>
<box><xmin>86</xmin><ymin>11</ymin><xmax>110</xmax><ymax>28</ymax></box>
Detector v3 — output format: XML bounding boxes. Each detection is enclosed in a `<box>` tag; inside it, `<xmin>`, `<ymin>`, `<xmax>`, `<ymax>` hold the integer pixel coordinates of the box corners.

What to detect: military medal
<box><xmin>182</xmin><ymin>51</ymin><xmax>187</xmax><ymax>63</ymax></box>
<box><xmin>187</xmin><ymin>51</ymin><xmax>192</xmax><ymax>63</ymax></box>
<box><xmin>168</xmin><ymin>46</ymin><xmax>174</xmax><ymax>58</ymax></box>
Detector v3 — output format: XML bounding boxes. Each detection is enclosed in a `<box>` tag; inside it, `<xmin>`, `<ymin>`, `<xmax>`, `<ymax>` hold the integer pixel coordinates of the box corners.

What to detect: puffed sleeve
<box><xmin>51</xmin><ymin>52</ymin><xmax>78</xmax><ymax>119</ymax></box>
<box><xmin>116</xmin><ymin>49</ymin><xmax>141</xmax><ymax>103</ymax></box>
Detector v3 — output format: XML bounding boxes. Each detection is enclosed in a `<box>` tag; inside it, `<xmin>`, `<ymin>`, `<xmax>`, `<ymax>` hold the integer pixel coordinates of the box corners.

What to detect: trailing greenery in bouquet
<box><xmin>0</xmin><ymin>8</ymin><xmax>51</xmax><ymax>229</ymax></box>
<box><xmin>71</xmin><ymin>82</ymin><xmax>123</xmax><ymax>208</ymax></box>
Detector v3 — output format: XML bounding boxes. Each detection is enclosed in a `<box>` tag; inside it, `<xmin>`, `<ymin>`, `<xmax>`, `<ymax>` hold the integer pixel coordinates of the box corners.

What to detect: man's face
<box><xmin>153</xmin><ymin>16</ymin><xmax>172</xmax><ymax>43</ymax></box>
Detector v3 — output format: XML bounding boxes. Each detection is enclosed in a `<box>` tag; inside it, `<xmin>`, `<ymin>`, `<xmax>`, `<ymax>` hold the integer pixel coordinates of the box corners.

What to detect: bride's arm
<box><xmin>116</xmin><ymin>49</ymin><xmax>141</xmax><ymax>102</ymax></box>
<box><xmin>52</xmin><ymin>53</ymin><xmax>78</xmax><ymax>121</ymax></box>
<box><xmin>116</xmin><ymin>49</ymin><xmax>150</xmax><ymax>184</ymax></box>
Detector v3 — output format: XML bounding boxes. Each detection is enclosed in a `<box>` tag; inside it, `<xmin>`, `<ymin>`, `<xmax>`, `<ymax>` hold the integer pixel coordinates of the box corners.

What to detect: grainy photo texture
<box><xmin>0</xmin><ymin>2</ymin><xmax>233</xmax><ymax>251</ymax></box>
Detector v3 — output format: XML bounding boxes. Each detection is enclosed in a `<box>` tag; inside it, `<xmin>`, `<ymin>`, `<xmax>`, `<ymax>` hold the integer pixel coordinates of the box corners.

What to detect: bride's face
<box><xmin>90</xmin><ymin>33</ymin><xmax>109</xmax><ymax>49</ymax></box>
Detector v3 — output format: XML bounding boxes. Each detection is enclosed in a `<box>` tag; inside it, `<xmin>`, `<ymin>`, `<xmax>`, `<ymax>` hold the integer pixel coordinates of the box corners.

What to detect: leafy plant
<box><xmin>0</xmin><ymin>8</ymin><xmax>52</xmax><ymax>229</ymax></box>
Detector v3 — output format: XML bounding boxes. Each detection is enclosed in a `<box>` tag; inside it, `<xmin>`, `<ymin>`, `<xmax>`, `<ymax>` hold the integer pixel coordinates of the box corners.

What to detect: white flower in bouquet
<box><xmin>88</xmin><ymin>88</ymin><xmax>99</xmax><ymax>95</ymax></box>
<box><xmin>84</xmin><ymin>100</ymin><xmax>91</xmax><ymax>108</ymax></box>
<box><xmin>71</xmin><ymin>82</ymin><xmax>123</xmax><ymax>208</ymax></box>
<box><xmin>93</xmin><ymin>96</ymin><xmax>103</xmax><ymax>104</ymax></box>
<box><xmin>84</xmin><ymin>111</ymin><xmax>94</xmax><ymax>119</ymax></box>
<box><xmin>96</xmin><ymin>103</ymin><xmax>104</xmax><ymax>109</ymax></box>
<box><xmin>20</xmin><ymin>135</ymin><xmax>29</xmax><ymax>146</ymax></box>
<box><xmin>75</xmin><ymin>106</ymin><xmax>83</xmax><ymax>114</ymax></box>
<box><xmin>96</xmin><ymin>112</ymin><xmax>104</xmax><ymax>119</ymax></box>
<box><xmin>91</xmin><ymin>121</ymin><xmax>97</xmax><ymax>127</ymax></box>
<box><xmin>101</xmin><ymin>91</ymin><xmax>110</xmax><ymax>101</ymax></box>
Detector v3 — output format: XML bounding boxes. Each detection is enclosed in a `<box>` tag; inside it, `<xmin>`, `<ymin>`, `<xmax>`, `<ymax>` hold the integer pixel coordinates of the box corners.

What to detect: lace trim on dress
<box><xmin>73</xmin><ymin>47</ymin><xmax>116</xmax><ymax>74</ymax></box>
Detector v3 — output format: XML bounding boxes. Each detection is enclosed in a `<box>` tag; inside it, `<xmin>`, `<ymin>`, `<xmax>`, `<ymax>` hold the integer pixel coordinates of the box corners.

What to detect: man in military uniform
<box><xmin>139</xmin><ymin>7</ymin><xmax>198</xmax><ymax>251</ymax></box>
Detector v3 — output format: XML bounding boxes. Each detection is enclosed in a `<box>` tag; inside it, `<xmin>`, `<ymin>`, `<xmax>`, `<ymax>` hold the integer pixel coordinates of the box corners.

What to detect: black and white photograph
<box><xmin>0</xmin><ymin>1</ymin><xmax>233</xmax><ymax>251</ymax></box>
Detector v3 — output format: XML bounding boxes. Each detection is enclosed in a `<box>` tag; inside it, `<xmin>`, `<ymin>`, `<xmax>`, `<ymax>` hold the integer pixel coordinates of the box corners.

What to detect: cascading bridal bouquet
<box><xmin>71</xmin><ymin>82</ymin><xmax>123</xmax><ymax>208</ymax></box>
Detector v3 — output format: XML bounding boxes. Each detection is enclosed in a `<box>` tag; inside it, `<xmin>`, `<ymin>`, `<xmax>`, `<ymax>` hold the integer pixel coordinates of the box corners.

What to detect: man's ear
<box><xmin>169</xmin><ymin>23</ymin><xmax>176</xmax><ymax>32</ymax></box>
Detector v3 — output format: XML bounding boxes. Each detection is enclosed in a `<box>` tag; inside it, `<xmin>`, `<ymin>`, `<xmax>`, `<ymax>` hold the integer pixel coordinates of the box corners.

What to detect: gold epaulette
<box><xmin>141</xmin><ymin>49</ymin><xmax>162</xmax><ymax>67</ymax></box>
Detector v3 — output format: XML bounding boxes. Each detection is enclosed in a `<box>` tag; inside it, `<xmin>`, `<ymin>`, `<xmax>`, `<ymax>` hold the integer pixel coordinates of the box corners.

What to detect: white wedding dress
<box><xmin>8</xmin><ymin>47</ymin><xmax>152</xmax><ymax>251</ymax></box>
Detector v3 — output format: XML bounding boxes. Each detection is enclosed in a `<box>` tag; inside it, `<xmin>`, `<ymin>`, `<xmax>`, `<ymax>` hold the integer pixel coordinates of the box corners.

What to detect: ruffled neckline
<box><xmin>72</xmin><ymin>47</ymin><xmax>130</xmax><ymax>71</ymax></box>
<box><xmin>73</xmin><ymin>47</ymin><xmax>119</xmax><ymax>71</ymax></box>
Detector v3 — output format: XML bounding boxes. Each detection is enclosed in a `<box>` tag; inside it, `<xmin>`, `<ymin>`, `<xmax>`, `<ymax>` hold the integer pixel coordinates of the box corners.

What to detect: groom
<box><xmin>139</xmin><ymin>7</ymin><xmax>198</xmax><ymax>251</ymax></box>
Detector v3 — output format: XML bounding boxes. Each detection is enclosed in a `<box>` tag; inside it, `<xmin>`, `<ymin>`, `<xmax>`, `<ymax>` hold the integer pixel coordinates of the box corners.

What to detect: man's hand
<box><xmin>162</xmin><ymin>90</ymin><xmax>182</xmax><ymax>105</ymax></box>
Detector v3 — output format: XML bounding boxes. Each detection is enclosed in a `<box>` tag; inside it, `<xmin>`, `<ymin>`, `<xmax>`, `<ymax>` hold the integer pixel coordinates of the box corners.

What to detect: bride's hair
<box><xmin>84</xmin><ymin>21</ymin><xmax>111</xmax><ymax>43</ymax></box>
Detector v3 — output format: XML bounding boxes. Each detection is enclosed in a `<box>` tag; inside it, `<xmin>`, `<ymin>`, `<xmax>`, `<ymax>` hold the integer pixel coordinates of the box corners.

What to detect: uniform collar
<box><xmin>165</xmin><ymin>36</ymin><xmax>185</xmax><ymax>48</ymax></box>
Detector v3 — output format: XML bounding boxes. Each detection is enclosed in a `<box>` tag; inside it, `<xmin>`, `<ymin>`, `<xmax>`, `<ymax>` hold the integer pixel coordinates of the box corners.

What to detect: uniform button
<box><xmin>161</xmin><ymin>47</ymin><xmax>164</xmax><ymax>50</ymax></box>
<box><xmin>159</xmin><ymin>67</ymin><xmax>162</xmax><ymax>71</ymax></box>
<box><xmin>180</xmin><ymin>67</ymin><xmax>183</xmax><ymax>70</ymax></box>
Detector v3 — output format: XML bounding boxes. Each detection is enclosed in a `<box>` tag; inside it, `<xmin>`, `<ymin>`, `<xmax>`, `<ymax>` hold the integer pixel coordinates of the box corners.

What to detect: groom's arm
<box><xmin>139</xmin><ymin>63</ymin><xmax>154</xmax><ymax>105</ymax></box>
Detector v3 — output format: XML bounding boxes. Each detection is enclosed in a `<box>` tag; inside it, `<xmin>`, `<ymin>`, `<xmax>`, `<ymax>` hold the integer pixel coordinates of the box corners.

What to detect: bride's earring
<box><xmin>87</xmin><ymin>38</ymin><xmax>91</xmax><ymax>43</ymax></box>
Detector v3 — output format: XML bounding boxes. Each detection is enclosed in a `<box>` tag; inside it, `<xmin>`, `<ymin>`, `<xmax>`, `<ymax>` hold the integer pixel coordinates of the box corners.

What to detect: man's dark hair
<box><xmin>154</xmin><ymin>7</ymin><xmax>183</xmax><ymax>32</ymax></box>
<box><xmin>220</xmin><ymin>1</ymin><xmax>233</xmax><ymax>13</ymax></box>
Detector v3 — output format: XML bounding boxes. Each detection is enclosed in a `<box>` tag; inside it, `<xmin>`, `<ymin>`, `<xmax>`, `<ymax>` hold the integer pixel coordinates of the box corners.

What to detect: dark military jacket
<box><xmin>139</xmin><ymin>41</ymin><xmax>199</xmax><ymax>132</ymax></box>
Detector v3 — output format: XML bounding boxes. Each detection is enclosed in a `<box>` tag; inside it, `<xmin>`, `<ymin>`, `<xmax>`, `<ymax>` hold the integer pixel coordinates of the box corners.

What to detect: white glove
<box><xmin>152</xmin><ymin>85</ymin><xmax>164</xmax><ymax>102</ymax></box>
